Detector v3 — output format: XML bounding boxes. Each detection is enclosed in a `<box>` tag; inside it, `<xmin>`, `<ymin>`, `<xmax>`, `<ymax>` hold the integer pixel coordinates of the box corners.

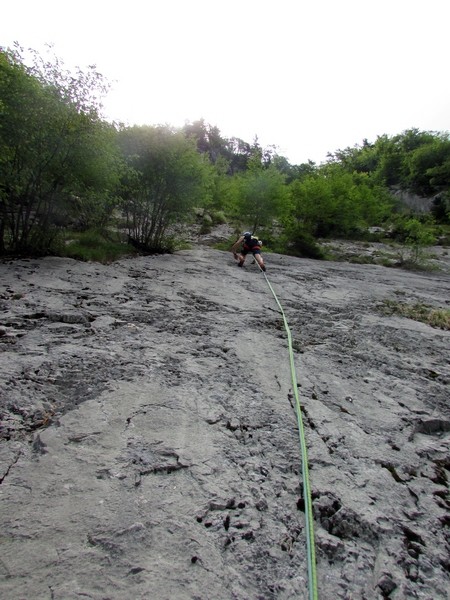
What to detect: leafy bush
<box><xmin>272</xmin><ymin>227</ymin><xmax>326</xmax><ymax>259</ymax></box>
<box><xmin>431</xmin><ymin>193</ymin><xmax>450</xmax><ymax>224</ymax></box>
<box><xmin>389</xmin><ymin>216</ymin><xmax>436</xmax><ymax>266</ymax></box>
<box><xmin>287</xmin><ymin>166</ymin><xmax>394</xmax><ymax>239</ymax></box>
<box><xmin>200</xmin><ymin>213</ymin><xmax>213</xmax><ymax>234</ymax></box>
<box><xmin>210</xmin><ymin>210</ymin><xmax>227</xmax><ymax>225</ymax></box>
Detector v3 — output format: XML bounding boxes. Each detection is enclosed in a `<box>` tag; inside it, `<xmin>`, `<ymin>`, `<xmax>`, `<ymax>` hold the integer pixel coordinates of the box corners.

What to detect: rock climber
<box><xmin>231</xmin><ymin>231</ymin><xmax>266</xmax><ymax>271</ymax></box>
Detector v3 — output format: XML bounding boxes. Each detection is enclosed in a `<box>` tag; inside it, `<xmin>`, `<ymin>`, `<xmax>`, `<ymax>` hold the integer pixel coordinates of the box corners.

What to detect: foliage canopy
<box><xmin>0</xmin><ymin>45</ymin><xmax>120</xmax><ymax>254</ymax></box>
<box><xmin>1</xmin><ymin>44</ymin><xmax>448</xmax><ymax>261</ymax></box>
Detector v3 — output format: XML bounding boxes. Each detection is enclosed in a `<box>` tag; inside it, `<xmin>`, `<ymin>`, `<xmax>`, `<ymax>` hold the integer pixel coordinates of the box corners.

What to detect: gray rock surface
<box><xmin>0</xmin><ymin>247</ymin><xmax>449</xmax><ymax>599</ymax></box>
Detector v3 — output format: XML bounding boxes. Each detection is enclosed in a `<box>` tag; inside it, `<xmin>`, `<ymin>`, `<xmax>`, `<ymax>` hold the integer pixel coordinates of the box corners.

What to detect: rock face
<box><xmin>0</xmin><ymin>247</ymin><xmax>449</xmax><ymax>600</ymax></box>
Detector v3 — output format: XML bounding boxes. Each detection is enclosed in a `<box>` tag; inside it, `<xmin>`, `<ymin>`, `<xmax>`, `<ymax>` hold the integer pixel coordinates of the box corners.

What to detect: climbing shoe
<box><xmin>238</xmin><ymin>260</ymin><xmax>244</xmax><ymax>267</ymax></box>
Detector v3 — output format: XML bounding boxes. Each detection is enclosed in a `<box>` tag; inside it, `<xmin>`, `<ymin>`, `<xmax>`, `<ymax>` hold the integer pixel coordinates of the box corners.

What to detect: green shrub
<box><xmin>287</xmin><ymin>234</ymin><xmax>325</xmax><ymax>259</ymax></box>
<box><xmin>210</xmin><ymin>210</ymin><xmax>227</xmax><ymax>225</ymax></box>
<box><xmin>200</xmin><ymin>213</ymin><xmax>213</xmax><ymax>234</ymax></box>
<box><xmin>275</xmin><ymin>229</ymin><xmax>326</xmax><ymax>259</ymax></box>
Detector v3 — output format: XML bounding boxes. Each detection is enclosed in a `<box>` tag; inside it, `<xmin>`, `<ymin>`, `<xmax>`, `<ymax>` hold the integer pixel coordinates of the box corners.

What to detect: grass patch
<box><xmin>61</xmin><ymin>230</ymin><xmax>133</xmax><ymax>263</ymax></box>
<box><xmin>379</xmin><ymin>299</ymin><xmax>450</xmax><ymax>330</ymax></box>
<box><xmin>214</xmin><ymin>236</ymin><xmax>236</xmax><ymax>252</ymax></box>
<box><xmin>348</xmin><ymin>255</ymin><xmax>376</xmax><ymax>265</ymax></box>
<box><xmin>172</xmin><ymin>238</ymin><xmax>192</xmax><ymax>251</ymax></box>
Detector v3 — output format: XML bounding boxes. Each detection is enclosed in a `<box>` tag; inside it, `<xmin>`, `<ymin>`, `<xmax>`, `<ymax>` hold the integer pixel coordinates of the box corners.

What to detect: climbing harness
<box><xmin>256</xmin><ymin>261</ymin><xmax>318</xmax><ymax>600</ymax></box>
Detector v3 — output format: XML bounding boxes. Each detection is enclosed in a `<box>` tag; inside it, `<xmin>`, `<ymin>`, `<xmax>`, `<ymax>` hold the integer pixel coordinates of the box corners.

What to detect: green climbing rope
<box><xmin>261</xmin><ymin>269</ymin><xmax>318</xmax><ymax>600</ymax></box>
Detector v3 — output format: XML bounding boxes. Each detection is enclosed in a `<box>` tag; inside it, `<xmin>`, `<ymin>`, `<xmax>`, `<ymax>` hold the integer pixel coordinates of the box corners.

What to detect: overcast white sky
<box><xmin>2</xmin><ymin>0</ymin><xmax>449</xmax><ymax>165</ymax></box>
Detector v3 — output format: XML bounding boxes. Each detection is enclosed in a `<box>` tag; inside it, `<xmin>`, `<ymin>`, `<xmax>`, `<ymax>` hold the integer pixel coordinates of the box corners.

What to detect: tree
<box><xmin>327</xmin><ymin>139</ymin><xmax>379</xmax><ymax>175</ymax></box>
<box><xmin>406</xmin><ymin>137</ymin><xmax>450</xmax><ymax>196</ymax></box>
<box><xmin>118</xmin><ymin>125</ymin><xmax>211</xmax><ymax>250</ymax></box>
<box><xmin>274</xmin><ymin>158</ymin><xmax>317</xmax><ymax>184</ymax></box>
<box><xmin>231</xmin><ymin>162</ymin><xmax>288</xmax><ymax>232</ymax></box>
<box><xmin>326</xmin><ymin>129</ymin><xmax>450</xmax><ymax>196</ymax></box>
<box><xmin>391</xmin><ymin>216</ymin><xmax>436</xmax><ymax>265</ymax></box>
<box><xmin>288</xmin><ymin>165</ymin><xmax>393</xmax><ymax>238</ymax></box>
<box><xmin>0</xmin><ymin>45</ymin><xmax>119</xmax><ymax>254</ymax></box>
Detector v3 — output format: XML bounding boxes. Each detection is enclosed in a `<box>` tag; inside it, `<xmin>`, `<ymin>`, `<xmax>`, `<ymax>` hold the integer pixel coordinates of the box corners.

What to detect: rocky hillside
<box><xmin>0</xmin><ymin>246</ymin><xmax>449</xmax><ymax>599</ymax></box>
